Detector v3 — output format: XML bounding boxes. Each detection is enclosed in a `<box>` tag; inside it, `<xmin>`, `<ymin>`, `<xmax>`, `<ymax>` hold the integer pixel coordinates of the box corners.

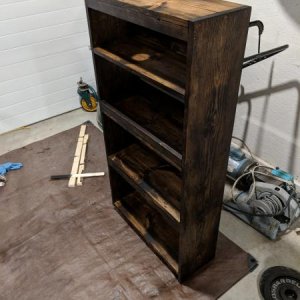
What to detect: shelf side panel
<box><xmin>179</xmin><ymin>7</ymin><xmax>251</xmax><ymax>281</ymax></box>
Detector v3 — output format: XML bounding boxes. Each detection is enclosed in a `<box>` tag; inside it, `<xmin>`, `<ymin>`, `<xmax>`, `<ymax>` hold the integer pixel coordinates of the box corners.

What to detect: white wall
<box><xmin>0</xmin><ymin>0</ymin><xmax>95</xmax><ymax>134</ymax></box>
<box><xmin>233</xmin><ymin>0</ymin><xmax>300</xmax><ymax>179</ymax></box>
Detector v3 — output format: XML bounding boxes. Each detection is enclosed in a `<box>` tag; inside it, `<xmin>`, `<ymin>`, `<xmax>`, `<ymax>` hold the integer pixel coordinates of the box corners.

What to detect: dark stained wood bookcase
<box><xmin>85</xmin><ymin>0</ymin><xmax>251</xmax><ymax>282</ymax></box>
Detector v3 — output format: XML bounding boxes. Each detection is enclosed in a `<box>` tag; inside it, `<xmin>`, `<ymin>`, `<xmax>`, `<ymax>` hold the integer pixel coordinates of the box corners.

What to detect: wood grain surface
<box><xmin>93</xmin><ymin>30</ymin><xmax>187</xmax><ymax>96</ymax></box>
<box><xmin>109</xmin><ymin>143</ymin><xmax>181</xmax><ymax>226</ymax></box>
<box><xmin>115</xmin><ymin>95</ymin><xmax>184</xmax><ymax>153</ymax></box>
<box><xmin>101</xmin><ymin>101</ymin><xmax>183</xmax><ymax>170</ymax></box>
<box><xmin>86</xmin><ymin>0</ymin><xmax>246</xmax><ymax>42</ymax></box>
<box><xmin>179</xmin><ymin>8</ymin><xmax>251</xmax><ymax>280</ymax></box>
<box><xmin>0</xmin><ymin>124</ymin><xmax>256</xmax><ymax>299</ymax></box>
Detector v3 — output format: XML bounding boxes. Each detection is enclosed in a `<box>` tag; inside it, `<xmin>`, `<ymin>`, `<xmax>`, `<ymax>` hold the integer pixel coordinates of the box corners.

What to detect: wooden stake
<box><xmin>51</xmin><ymin>172</ymin><xmax>105</xmax><ymax>180</ymax></box>
<box><xmin>68</xmin><ymin>125</ymin><xmax>86</xmax><ymax>187</ymax></box>
<box><xmin>79</xmin><ymin>124</ymin><xmax>86</xmax><ymax>137</ymax></box>
<box><xmin>68</xmin><ymin>157</ymin><xmax>80</xmax><ymax>187</ymax></box>
<box><xmin>77</xmin><ymin>134</ymin><xmax>89</xmax><ymax>186</ymax></box>
<box><xmin>77</xmin><ymin>165</ymin><xmax>85</xmax><ymax>186</ymax></box>
<box><xmin>80</xmin><ymin>135</ymin><xmax>89</xmax><ymax>165</ymax></box>
<box><xmin>73</xmin><ymin>172</ymin><xmax>105</xmax><ymax>178</ymax></box>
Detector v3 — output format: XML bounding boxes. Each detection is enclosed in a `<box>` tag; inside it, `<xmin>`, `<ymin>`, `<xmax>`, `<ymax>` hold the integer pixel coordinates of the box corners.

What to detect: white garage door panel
<box><xmin>0</xmin><ymin>0</ymin><xmax>83</xmax><ymax>21</ymax></box>
<box><xmin>0</xmin><ymin>32</ymin><xmax>89</xmax><ymax>67</ymax></box>
<box><xmin>0</xmin><ymin>88</ymin><xmax>76</xmax><ymax>122</ymax></box>
<box><xmin>0</xmin><ymin>77</ymin><xmax>95</xmax><ymax>124</ymax></box>
<box><xmin>0</xmin><ymin>98</ymin><xmax>81</xmax><ymax>134</ymax></box>
<box><xmin>0</xmin><ymin>47</ymin><xmax>90</xmax><ymax>82</ymax></box>
<box><xmin>0</xmin><ymin>1</ymin><xmax>96</xmax><ymax>134</ymax></box>
<box><xmin>0</xmin><ymin>7</ymin><xmax>86</xmax><ymax>37</ymax></box>
<box><xmin>1</xmin><ymin>0</ymin><xmax>32</xmax><ymax>5</ymax></box>
<box><xmin>0</xmin><ymin>60</ymin><xmax>93</xmax><ymax>95</ymax></box>
<box><xmin>0</xmin><ymin>69</ymin><xmax>93</xmax><ymax>111</ymax></box>
<box><xmin>0</xmin><ymin>20</ymin><xmax>88</xmax><ymax>51</ymax></box>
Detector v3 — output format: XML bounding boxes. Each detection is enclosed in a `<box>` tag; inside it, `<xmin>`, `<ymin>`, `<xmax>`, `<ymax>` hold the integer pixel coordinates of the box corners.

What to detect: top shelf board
<box><xmin>87</xmin><ymin>0</ymin><xmax>244</xmax><ymax>21</ymax></box>
<box><xmin>86</xmin><ymin>0</ymin><xmax>249</xmax><ymax>40</ymax></box>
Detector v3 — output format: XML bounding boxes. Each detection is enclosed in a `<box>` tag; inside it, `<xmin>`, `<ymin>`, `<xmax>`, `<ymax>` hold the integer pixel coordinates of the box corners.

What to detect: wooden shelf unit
<box><xmin>86</xmin><ymin>0</ymin><xmax>251</xmax><ymax>281</ymax></box>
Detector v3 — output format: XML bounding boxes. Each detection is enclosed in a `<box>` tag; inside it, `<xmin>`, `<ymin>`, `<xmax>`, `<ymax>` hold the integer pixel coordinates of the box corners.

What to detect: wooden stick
<box><xmin>77</xmin><ymin>134</ymin><xmax>89</xmax><ymax>186</ymax></box>
<box><xmin>73</xmin><ymin>172</ymin><xmax>105</xmax><ymax>178</ymax></box>
<box><xmin>74</xmin><ymin>137</ymin><xmax>83</xmax><ymax>157</ymax></box>
<box><xmin>51</xmin><ymin>172</ymin><xmax>105</xmax><ymax>180</ymax></box>
<box><xmin>79</xmin><ymin>124</ymin><xmax>86</xmax><ymax>137</ymax></box>
<box><xmin>68</xmin><ymin>125</ymin><xmax>86</xmax><ymax>187</ymax></box>
<box><xmin>77</xmin><ymin>165</ymin><xmax>85</xmax><ymax>186</ymax></box>
<box><xmin>80</xmin><ymin>135</ymin><xmax>89</xmax><ymax>165</ymax></box>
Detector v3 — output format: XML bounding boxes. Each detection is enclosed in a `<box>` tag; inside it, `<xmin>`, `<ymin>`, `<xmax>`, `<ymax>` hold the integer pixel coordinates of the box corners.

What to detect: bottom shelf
<box><xmin>114</xmin><ymin>192</ymin><xmax>179</xmax><ymax>275</ymax></box>
<box><xmin>109</xmin><ymin>143</ymin><xmax>181</xmax><ymax>227</ymax></box>
<box><xmin>109</xmin><ymin>143</ymin><xmax>182</xmax><ymax>209</ymax></box>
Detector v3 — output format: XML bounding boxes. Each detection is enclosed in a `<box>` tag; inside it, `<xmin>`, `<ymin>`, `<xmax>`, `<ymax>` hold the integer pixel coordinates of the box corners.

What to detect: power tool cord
<box><xmin>228</xmin><ymin>137</ymin><xmax>300</xmax><ymax>218</ymax></box>
<box><xmin>232</xmin><ymin>136</ymin><xmax>254</xmax><ymax>160</ymax></box>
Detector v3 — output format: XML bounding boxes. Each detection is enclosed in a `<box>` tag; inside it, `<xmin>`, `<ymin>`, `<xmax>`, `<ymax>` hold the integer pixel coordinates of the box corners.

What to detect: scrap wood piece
<box><xmin>74</xmin><ymin>137</ymin><xmax>84</xmax><ymax>158</ymax></box>
<box><xmin>77</xmin><ymin>165</ymin><xmax>85</xmax><ymax>186</ymax></box>
<box><xmin>68</xmin><ymin>157</ymin><xmax>80</xmax><ymax>187</ymax></box>
<box><xmin>77</xmin><ymin>134</ymin><xmax>89</xmax><ymax>186</ymax></box>
<box><xmin>51</xmin><ymin>172</ymin><xmax>105</xmax><ymax>180</ymax></box>
<box><xmin>79</xmin><ymin>124</ymin><xmax>86</xmax><ymax>138</ymax></box>
<box><xmin>73</xmin><ymin>172</ymin><xmax>105</xmax><ymax>178</ymax></box>
<box><xmin>68</xmin><ymin>125</ymin><xmax>86</xmax><ymax>187</ymax></box>
<box><xmin>80</xmin><ymin>135</ymin><xmax>89</xmax><ymax>165</ymax></box>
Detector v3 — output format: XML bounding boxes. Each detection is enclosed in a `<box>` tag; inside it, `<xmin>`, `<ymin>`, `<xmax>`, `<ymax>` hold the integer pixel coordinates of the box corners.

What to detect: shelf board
<box><xmin>114</xmin><ymin>199</ymin><xmax>179</xmax><ymax>275</ymax></box>
<box><xmin>109</xmin><ymin>143</ymin><xmax>181</xmax><ymax>226</ymax></box>
<box><xmin>115</xmin><ymin>95</ymin><xmax>183</xmax><ymax>153</ymax></box>
<box><xmin>101</xmin><ymin>100</ymin><xmax>182</xmax><ymax>170</ymax></box>
<box><xmin>93</xmin><ymin>33</ymin><xmax>186</xmax><ymax>100</ymax></box>
<box><xmin>87</xmin><ymin>0</ymin><xmax>243</xmax><ymax>23</ymax></box>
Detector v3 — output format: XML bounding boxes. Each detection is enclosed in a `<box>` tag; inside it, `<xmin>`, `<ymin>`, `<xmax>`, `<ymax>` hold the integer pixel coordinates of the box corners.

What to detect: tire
<box><xmin>260</xmin><ymin>266</ymin><xmax>300</xmax><ymax>300</ymax></box>
<box><xmin>80</xmin><ymin>96</ymin><xmax>97</xmax><ymax>112</ymax></box>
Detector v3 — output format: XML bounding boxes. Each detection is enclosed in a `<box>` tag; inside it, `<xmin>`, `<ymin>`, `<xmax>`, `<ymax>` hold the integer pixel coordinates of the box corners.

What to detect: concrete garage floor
<box><xmin>0</xmin><ymin>108</ymin><xmax>299</xmax><ymax>299</ymax></box>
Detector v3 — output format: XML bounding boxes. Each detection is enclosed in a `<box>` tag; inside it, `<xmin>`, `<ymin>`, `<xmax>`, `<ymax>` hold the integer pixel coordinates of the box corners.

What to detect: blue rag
<box><xmin>0</xmin><ymin>162</ymin><xmax>23</xmax><ymax>175</ymax></box>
